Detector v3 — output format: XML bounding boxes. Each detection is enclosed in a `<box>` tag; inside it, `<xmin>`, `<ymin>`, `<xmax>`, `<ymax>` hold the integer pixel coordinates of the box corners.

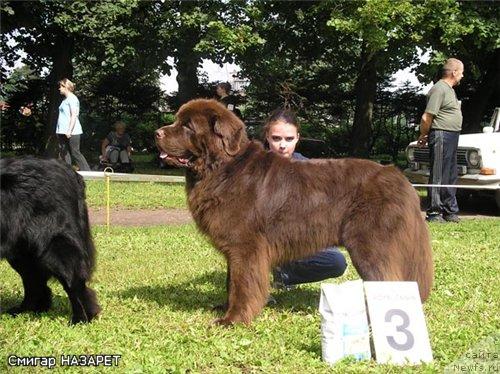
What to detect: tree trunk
<box><xmin>43</xmin><ymin>33</ymin><xmax>74</xmax><ymax>155</ymax></box>
<box><xmin>393</xmin><ymin>114</ymin><xmax>401</xmax><ymax>161</ymax></box>
<box><xmin>174</xmin><ymin>1</ymin><xmax>201</xmax><ymax>108</ymax></box>
<box><xmin>461</xmin><ymin>49</ymin><xmax>500</xmax><ymax>134</ymax></box>
<box><xmin>176</xmin><ymin>50</ymin><xmax>200</xmax><ymax>108</ymax></box>
<box><xmin>350</xmin><ymin>47</ymin><xmax>377</xmax><ymax>157</ymax></box>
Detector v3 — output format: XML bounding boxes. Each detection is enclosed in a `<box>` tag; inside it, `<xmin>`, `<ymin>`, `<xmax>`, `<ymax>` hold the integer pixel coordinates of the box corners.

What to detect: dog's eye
<box><xmin>183</xmin><ymin>122</ymin><xmax>194</xmax><ymax>132</ymax></box>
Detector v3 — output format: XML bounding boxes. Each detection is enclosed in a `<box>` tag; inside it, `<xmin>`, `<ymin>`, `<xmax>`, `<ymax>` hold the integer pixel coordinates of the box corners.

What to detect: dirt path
<box><xmin>88</xmin><ymin>205</ymin><xmax>497</xmax><ymax>227</ymax></box>
<box><xmin>89</xmin><ymin>208</ymin><xmax>193</xmax><ymax>226</ymax></box>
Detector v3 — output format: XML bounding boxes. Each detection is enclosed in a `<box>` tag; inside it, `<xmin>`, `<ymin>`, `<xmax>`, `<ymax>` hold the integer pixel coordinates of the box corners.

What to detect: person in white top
<box><xmin>56</xmin><ymin>78</ymin><xmax>90</xmax><ymax>171</ymax></box>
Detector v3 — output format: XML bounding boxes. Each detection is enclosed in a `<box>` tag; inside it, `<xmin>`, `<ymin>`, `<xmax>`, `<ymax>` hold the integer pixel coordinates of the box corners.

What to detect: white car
<box><xmin>404</xmin><ymin>108</ymin><xmax>500</xmax><ymax>210</ymax></box>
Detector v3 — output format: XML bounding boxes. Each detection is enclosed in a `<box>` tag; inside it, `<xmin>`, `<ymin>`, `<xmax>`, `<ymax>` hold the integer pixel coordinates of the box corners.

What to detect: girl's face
<box><xmin>216</xmin><ymin>86</ymin><xmax>226</xmax><ymax>97</ymax></box>
<box><xmin>266</xmin><ymin>120</ymin><xmax>299</xmax><ymax>158</ymax></box>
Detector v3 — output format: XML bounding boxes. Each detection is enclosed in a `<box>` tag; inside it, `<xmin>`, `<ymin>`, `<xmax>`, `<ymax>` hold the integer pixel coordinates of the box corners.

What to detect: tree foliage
<box><xmin>1</xmin><ymin>0</ymin><xmax>498</xmax><ymax>161</ymax></box>
<box><xmin>415</xmin><ymin>0</ymin><xmax>500</xmax><ymax>132</ymax></box>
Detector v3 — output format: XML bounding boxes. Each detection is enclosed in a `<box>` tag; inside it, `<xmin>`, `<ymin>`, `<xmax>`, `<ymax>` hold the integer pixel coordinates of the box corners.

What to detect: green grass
<box><xmin>85</xmin><ymin>180</ymin><xmax>187</xmax><ymax>209</ymax></box>
<box><xmin>85</xmin><ymin>154</ymin><xmax>188</xmax><ymax>210</ymax></box>
<box><xmin>1</xmin><ymin>220</ymin><xmax>498</xmax><ymax>372</ymax></box>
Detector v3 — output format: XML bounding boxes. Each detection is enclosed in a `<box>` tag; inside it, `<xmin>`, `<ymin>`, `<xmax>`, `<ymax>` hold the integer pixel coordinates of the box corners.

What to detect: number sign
<box><xmin>364</xmin><ymin>282</ymin><xmax>433</xmax><ymax>365</ymax></box>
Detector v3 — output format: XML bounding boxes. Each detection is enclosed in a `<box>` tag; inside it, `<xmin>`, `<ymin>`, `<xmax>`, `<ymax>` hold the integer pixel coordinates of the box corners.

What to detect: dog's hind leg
<box><xmin>342</xmin><ymin>166</ymin><xmax>433</xmax><ymax>301</ymax></box>
<box><xmin>343</xmin><ymin>209</ymin><xmax>433</xmax><ymax>302</ymax></box>
<box><xmin>212</xmin><ymin>264</ymin><xmax>230</xmax><ymax>312</ymax></box>
<box><xmin>342</xmin><ymin>220</ymin><xmax>406</xmax><ymax>282</ymax></box>
<box><xmin>44</xmin><ymin>236</ymin><xmax>101</xmax><ymax>324</ymax></box>
<box><xmin>346</xmin><ymin>242</ymin><xmax>404</xmax><ymax>282</ymax></box>
<box><xmin>58</xmin><ymin>278</ymin><xmax>100</xmax><ymax>324</ymax></box>
<box><xmin>215</xmin><ymin>249</ymin><xmax>270</xmax><ymax>325</ymax></box>
<box><xmin>79</xmin><ymin>284</ymin><xmax>100</xmax><ymax>322</ymax></box>
<box><xmin>7</xmin><ymin>256</ymin><xmax>52</xmax><ymax>315</ymax></box>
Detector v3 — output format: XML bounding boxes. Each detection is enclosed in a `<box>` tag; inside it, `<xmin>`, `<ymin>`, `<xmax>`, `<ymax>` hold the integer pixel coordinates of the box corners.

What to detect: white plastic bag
<box><xmin>319</xmin><ymin>280</ymin><xmax>371</xmax><ymax>364</ymax></box>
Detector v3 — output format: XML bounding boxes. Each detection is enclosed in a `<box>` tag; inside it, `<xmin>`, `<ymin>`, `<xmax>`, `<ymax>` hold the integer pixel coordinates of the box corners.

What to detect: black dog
<box><xmin>0</xmin><ymin>157</ymin><xmax>100</xmax><ymax>324</ymax></box>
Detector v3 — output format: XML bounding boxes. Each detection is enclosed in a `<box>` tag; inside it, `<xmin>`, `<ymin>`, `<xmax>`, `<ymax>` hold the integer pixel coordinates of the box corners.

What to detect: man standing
<box><xmin>418</xmin><ymin>58</ymin><xmax>464</xmax><ymax>223</ymax></box>
<box><xmin>215</xmin><ymin>82</ymin><xmax>242</xmax><ymax>119</ymax></box>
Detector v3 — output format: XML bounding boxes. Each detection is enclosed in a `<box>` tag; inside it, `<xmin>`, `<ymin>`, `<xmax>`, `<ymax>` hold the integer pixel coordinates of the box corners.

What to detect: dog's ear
<box><xmin>213</xmin><ymin>114</ymin><xmax>244</xmax><ymax>156</ymax></box>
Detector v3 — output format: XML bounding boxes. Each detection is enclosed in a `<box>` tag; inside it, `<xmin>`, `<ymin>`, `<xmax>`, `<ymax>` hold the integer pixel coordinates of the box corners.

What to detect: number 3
<box><xmin>385</xmin><ymin>309</ymin><xmax>415</xmax><ymax>351</ymax></box>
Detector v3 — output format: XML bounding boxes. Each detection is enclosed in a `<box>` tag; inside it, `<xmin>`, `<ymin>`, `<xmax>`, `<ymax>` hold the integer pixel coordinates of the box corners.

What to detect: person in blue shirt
<box><xmin>263</xmin><ymin>108</ymin><xmax>347</xmax><ymax>289</ymax></box>
<box><xmin>56</xmin><ymin>78</ymin><xmax>90</xmax><ymax>171</ymax></box>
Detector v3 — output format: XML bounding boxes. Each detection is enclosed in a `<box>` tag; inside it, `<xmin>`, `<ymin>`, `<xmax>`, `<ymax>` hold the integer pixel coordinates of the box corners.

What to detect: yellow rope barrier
<box><xmin>103</xmin><ymin>167</ymin><xmax>114</xmax><ymax>231</ymax></box>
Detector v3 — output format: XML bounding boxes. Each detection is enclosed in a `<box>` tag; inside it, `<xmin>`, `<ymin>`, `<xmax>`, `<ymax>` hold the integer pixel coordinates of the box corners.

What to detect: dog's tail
<box><xmin>386</xmin><ymin>166</ymin><xmax>434</xmax><ymax>302</ymax></box>
<box><xmin>75</xmin><ymin>171</ymin><xmax>96</xmax><ymax>273</ymax></box>
<box><xmin>400</xmin><ymin>200</ymin><xmax>433</xmax><ymax>302</ymax></box>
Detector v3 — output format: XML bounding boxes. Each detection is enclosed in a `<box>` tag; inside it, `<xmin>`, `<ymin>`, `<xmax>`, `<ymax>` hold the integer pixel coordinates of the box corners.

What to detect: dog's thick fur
<box><xmin>0</xmin><ymin>157</ymin><xmax>100</xmax><ymax>324</ymax></box>
<box><xmin>156</xmin><ymin>99</ymin><xmax>433</xmax><ymax>325</ymax></box>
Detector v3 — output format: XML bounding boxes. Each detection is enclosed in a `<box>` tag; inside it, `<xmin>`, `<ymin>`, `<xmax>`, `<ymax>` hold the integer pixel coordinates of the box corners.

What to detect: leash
<box><xmin>103</xmin><ymin>167</ymin><xmax>114</xmax><ymax>232</ymax></box>
<box><xmin>411</xmin><ymin>184</ymin><xmax>499</xmax><ymax>190</ymax></box>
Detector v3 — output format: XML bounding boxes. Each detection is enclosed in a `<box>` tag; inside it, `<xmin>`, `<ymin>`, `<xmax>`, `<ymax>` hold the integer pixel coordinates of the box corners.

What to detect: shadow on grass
<box><xmin>119</xmin><ymin>270</ymin><xmax>319</xmax><ymax>314</ymax></box>
<box><xmin>0</xmin><ymin>294</ymin><xmax>72</xmax><ymax>321</ymax></box>
<box><xmin>419</xmin><ymin>193</ymin><xmax>499</xmax><ymax>216</ymax></box>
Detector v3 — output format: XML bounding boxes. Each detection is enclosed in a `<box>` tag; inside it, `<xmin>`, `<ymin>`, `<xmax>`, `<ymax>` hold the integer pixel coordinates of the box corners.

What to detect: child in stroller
<box><xmin>98</xmin><ymin>121</ymin><xmax>134</xmax><ymax>173</ymax></box>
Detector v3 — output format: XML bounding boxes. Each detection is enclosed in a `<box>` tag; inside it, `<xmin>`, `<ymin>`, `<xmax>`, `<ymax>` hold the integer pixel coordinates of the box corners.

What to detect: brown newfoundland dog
<box><xmin>155</xmin><ymin>99</ymin><xmax>433</xmax><ymax>325</ymax></box>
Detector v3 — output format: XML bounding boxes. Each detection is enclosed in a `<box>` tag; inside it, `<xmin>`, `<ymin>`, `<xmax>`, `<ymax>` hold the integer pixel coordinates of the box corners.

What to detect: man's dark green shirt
<box><xmin>425</xmin><ymin>80</ymin><xmax>462</xmax><ymax>132</ymax></box>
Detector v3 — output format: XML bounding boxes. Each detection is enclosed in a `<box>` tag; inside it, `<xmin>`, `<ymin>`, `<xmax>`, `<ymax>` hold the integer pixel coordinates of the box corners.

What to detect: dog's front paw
<box><xmin>212</xmin><ymin>317</ymin><xmax>235</xmax><ymax>327</ymax></box>
<box><xmin>7</xmin><ymin>305</ymin><xmax>26</xmax><ymax>316</ymax></box>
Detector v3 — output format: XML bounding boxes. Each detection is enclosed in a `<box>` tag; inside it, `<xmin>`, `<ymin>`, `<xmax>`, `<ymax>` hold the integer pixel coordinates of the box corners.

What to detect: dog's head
<box><xmin>155</xmin><ymin>99</ymin><xmax>248</xmax><ymax>174</ymax></box>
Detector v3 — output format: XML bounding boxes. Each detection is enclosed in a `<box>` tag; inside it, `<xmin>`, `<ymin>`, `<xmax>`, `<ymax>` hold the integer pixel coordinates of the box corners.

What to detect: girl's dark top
<box><xmin>292</xmin><ymin>152</ymin><xmax>307</xmax><ymax>160</ymax></box>
<box><xmin>219</xmin><ymin>95</ymin><xmax>242</xmax><ymax>119</ymax></box>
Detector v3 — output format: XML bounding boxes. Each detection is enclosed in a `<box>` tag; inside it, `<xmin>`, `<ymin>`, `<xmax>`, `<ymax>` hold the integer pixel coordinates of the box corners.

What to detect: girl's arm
<box><xmin>101</xmin><ymin>138</ymin><xmax>110</xmax><ymax>159</ymax></box>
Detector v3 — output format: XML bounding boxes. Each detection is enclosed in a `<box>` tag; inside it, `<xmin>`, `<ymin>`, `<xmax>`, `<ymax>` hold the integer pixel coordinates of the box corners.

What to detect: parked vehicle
<box><xmin>404</xmin><ymin>108</ymin><xmax>500</xmax><ymax>210</ymax></box>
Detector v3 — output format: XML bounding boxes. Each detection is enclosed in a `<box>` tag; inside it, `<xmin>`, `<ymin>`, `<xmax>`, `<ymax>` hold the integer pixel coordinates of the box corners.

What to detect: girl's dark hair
<box><xmin>216</xmin><ymin>82</ymin><xmax>231</xmax><ymax>94</ymax></box>
<box><xmin>263</xmin><ymin>108</ymin><xmax>300</xmax><ymax>138</ymax></box>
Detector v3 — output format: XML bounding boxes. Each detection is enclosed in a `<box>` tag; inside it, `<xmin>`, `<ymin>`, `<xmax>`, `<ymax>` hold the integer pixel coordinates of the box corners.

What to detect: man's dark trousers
<box><xmin>427</xmin><ymin>129</ymin><xmax>460</xmax><ymax>217</ymax></box>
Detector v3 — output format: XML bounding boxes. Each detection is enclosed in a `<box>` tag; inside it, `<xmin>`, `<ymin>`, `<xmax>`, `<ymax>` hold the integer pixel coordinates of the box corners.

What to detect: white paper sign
<box><xmin>364</xmin><ymin>281</ymin><xmax>433</xmax><ymax>365</ymax></box>
<box><xmin>320</xmin><ymin>280</ymin><xmax>371</xmax><ymax>364</ymax></box>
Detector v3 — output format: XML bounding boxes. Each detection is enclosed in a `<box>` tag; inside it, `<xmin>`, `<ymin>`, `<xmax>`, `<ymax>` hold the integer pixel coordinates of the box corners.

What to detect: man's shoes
<box><xmin>426</xmin><ymin>213</ymin><xmax>460</xmax><ymax>223</ymax></box>
<box><xmin>443</xmin><ymin>214</ymin><xmax>460</xmax><ymax>223</ymax></box>
<box><xmin>426</xmin><ymin>214</ymin><xmax>446</xmax><ymax>223</ymax></box>
<box><xmin>272</xmin><ymin>267</ymin><xmax>296</xmax><ymax>291</ymax></box>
